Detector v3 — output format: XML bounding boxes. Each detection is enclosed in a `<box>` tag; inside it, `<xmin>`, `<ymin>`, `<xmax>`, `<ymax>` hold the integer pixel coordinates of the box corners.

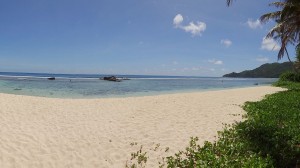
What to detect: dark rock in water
<box><xmin>101</xmin><ymin>76</ymin><xmax>122</xmax><ymax>82</ymax></box>
<box><xmin>254</xmin><ymin>83</ymin><xmax>259</xmax><ymax>85</ymax></box>
<box><xmin>48</xmin><ymin>77</ymin><xmax>55</xmax><ymax>80</ymax></box>
<box><xmin>103</xmin><ymin>76</ymin><xmax>115</xmax><ymax>80</ymax></box>
<box><xmin>14</xmin><ymin>88</ymin><xmax>22</xmax><ymax>91</ymax></box>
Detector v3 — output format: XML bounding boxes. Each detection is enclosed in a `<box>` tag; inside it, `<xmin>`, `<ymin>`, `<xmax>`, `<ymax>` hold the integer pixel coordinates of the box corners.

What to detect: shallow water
<box><xmin>0</xmin><ymin>73</ymin><xmax>277</xmax><ymax>98</ymax></box>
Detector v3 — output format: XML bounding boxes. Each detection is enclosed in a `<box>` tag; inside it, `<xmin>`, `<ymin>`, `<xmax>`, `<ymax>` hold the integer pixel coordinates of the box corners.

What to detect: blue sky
<box><xmin>0</xmin><ymin>0</ymin><xmax>294</xmax><ymax>76</ymax></box>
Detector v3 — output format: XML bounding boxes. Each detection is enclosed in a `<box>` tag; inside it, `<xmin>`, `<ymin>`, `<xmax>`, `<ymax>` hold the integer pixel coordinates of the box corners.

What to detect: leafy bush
<box><xmin>273</xmin><ymin>81</ymin><xmax>300</xmax><ymax>90</ymax></box>
<box><xmin>241</xmin><ymin>90</ymin><xmax>300</xmax><ymax>167</ymax></box>
<box><xmin>166</xmin><ymin>131</ymin><xmax>273</xmax><ymax>167</ymax></box>
<box><xmin>165</xmin><ymin>85</ymin><xmax>300</xmax><ymax>167</ymax></box>
<box><xmin>278</xmin><ymin>71</ymin><xmax>300</xmax><ymax>82</ymax></box>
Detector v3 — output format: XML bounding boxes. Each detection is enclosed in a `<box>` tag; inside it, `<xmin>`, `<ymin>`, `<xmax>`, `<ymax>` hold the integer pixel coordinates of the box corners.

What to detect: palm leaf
<box><xmin>260</xmin><ymin>11</ymin><xmax>282</xmax><ymax>23</ymax></box>
<box><xmin>269</xmin><ymin>2</ymin><xmax>286</xmax><ymax>8</ymax></box>
<box><xmin>226</xmin><ymin>0</ymin><xmax>233</xmax><ymax>6</ymax></box>
<box><xmin>227</xmin><ymin>0</ymin><xmax>300</xmax><ymax>61</ymax></box>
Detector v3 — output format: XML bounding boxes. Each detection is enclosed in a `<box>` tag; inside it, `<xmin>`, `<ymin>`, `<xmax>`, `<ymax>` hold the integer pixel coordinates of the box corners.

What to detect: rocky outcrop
<box><xmin>48</xmin><ymin>77</ymin><xmax>55</xmax><ymax>80</ymax></box>
<box><xmin>101</xmin><ymin>76</ymin><xmax>122</xmax><ymax>82</ymax></box>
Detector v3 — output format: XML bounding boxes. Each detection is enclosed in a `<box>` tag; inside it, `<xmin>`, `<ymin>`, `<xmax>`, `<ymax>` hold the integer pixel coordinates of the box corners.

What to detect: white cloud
<box><xmin>256</xmin><ymin>57</ymin><xmax>269</xmax><ymax>62</ymax></box>
<box><xmin>214</xmin><ymin>60</ymin><xmax>223</xmax><ymax>65</ymax></box>
<box><xmin>173</xmin><ymin>14</ymin><xmax>183</xmax><ymax>27</ymax></box>
<box><xmin>261</xmin><ymin>38</ymin><xmax>280</xmax><ymax>51</ymax></box>
<box><xmin>220</xmin><ymin>39</ymin><xmax>232</xmax><ymax>47</ymax></box>
<box><xmin>246</xmin><ymin>19</ymin><xmax>262</xmax><ymax>29</ymax></box>
<box><xmin>208</xmin><ymin>59</ymin><xmax>223</xmax><ymax>65</ymax></box>
<box><xmin>173</xmin><ymin>14</ymin><xmax>206</xmax><ymax>36</ymax></box>
<box><xmin>181</xmin><ymin>22</ymin><xmax>206</xmax><ymax>36</ymax></box>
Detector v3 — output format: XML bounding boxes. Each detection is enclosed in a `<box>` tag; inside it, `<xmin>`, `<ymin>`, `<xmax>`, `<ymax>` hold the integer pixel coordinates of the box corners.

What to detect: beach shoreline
<box><xmin>0</xmin><ymin>84</ymin><xmax>277</xmax><ymax>100</ymax></box>
<box><xmin>0</xmin><ymin>86</ymin><xmax>285</xmax><ymax>167</ymax></box>
<box><xmin>0</xmin><ymin>76</ymin><xmax>277</xmax><ymax>99</ymax></box>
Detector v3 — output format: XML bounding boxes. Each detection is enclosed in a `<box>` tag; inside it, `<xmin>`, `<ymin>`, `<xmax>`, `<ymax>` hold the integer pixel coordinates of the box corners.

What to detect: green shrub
<box><xmin>167</xmin><ymin>82</ymin><xmax>300</xmax><ymax>167</ymax></box>
<box><xmin>279</xmin><ymin>71</ymin><xmax>300</xmax><ymax>82</ymax></box>
<box><xmin>241</xmin><ymin>90</ymin><xmax>300</xmax><ymax>167</ymax></box>
<box><xmin>273</xmin><ymin>80</ymin><xmax>300</xmax><ymax>90</ymax></box>
<box><xmin>165</xmin><ymin>86</ymin><xmax>300</xmax><ymax>167</ymax></box>
<box><xmin>166</xmin><ymin>131</ymin><xmax>273</xmax><ymax>168</ymax></box>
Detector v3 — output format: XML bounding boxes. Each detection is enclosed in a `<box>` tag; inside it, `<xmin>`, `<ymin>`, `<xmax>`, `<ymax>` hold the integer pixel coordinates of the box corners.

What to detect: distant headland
<box><xmin>223</xmin><ymin>62</ymin><xmax>293</xmax><ymax>78</ymax></box>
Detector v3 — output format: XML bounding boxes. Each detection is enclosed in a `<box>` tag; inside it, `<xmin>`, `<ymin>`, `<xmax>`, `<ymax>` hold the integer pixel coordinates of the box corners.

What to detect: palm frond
<box><xmin>227</xmin><ymin>0</ymin><xmax>300</xmax><ymax>61</ymax></box>
<box><xmin>226</xmin><ymin>0</ymin><xmax>233</xmax><ymax>6</ymax></box>
<box><xmin>295</xmin><ymin>46</ymin><xmax>300</xmax><ymax>70</ymax></box>
<box><xmin>260</xmin><ymin>11</ymin><xmax>282</xmax><ymax>23</ymax></box>
<box><xmin>278</xmin><ymin>46</ymin><xmax>286</xmax><ymax>60</ymax></box>
<box><xmin>269</xmin><ymin>2</ymin><xmax>286</xmax><ymax>8</ymax></box>
<box><xmin>296</xmin><ymin>45</ymin><xmax>300</xmax><ymax>61</ymax></box>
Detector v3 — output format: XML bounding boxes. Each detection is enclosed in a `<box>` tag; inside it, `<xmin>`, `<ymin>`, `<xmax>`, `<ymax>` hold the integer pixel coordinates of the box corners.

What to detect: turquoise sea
<box><xmin>0</xmin><ymin>72</ymin><xmax>277</xmax><ymax>98</ymax></box>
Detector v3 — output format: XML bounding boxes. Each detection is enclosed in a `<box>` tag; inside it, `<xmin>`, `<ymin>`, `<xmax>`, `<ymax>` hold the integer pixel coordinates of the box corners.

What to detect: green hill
<box><xmin>223</xmin><ymin>62</ymin><xmax>293</xmax><ymax>78</ymax></box>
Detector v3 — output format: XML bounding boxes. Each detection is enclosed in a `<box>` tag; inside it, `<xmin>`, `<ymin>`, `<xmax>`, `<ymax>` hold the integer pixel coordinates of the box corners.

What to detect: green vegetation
<box><xmin>295</xmin><ymin>47</ymin><xmax>300</xmax><ymax>71</ymax></box>
<box><xmin>273</xmin><ymin>71</ymin><xmax>300</xmax><ymax>90</ymax></box>
<box><xmin>278</xmin><ymin>71</ymin><xmax>300</xmax><ymax>82</ymax></box>
<box><xmin>126</xmin><ymin>145</ymin><xmax>148</xmax><ymax>168</ymax></box>
<box><xmin>165</xmin><ymin>84</ymin><xmax>300</xmax><ymax>167</ymax></box>
<box><xmin>127</xmin><ymin>80</ymin><xmax>300</xmax><ymax>167</ymax></box>
<box><xmin>274</xmin><ymin>81</ymin><xmax>300</xmax><ymax>91</ymax></box>
<box><xmin>223</xmin><ymin>62</ymin><xmax>293</xmax><ymax>78</ymax></box>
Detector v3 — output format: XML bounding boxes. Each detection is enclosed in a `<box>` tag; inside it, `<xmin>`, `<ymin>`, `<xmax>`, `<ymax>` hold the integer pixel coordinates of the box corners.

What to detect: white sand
<box><xmin>0</xmin><ymin>86</ymin><xmax>284</xmax><ymax>168</ymax></box>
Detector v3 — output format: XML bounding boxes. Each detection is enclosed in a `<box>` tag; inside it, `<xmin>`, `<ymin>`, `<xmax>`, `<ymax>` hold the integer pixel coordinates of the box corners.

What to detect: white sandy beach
<box><xmin>0</xmin><ymin>86</ymin><xmax>284</xmax><ymax>168</ymax></box>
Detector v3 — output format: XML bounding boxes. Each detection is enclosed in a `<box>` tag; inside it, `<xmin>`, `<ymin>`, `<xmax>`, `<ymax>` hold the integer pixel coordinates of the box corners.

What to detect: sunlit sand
<box><xmin>0</xmin><ymin>86</ymin><xmax>284</xmax><ymax>167</ymax></box>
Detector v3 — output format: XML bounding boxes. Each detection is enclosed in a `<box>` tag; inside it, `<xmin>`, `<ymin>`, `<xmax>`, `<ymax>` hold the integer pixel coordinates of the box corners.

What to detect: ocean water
<box><xmin>0</xmin><ymin>72</ymin><xmax>278</xmax><ymax>98</ymax></box>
